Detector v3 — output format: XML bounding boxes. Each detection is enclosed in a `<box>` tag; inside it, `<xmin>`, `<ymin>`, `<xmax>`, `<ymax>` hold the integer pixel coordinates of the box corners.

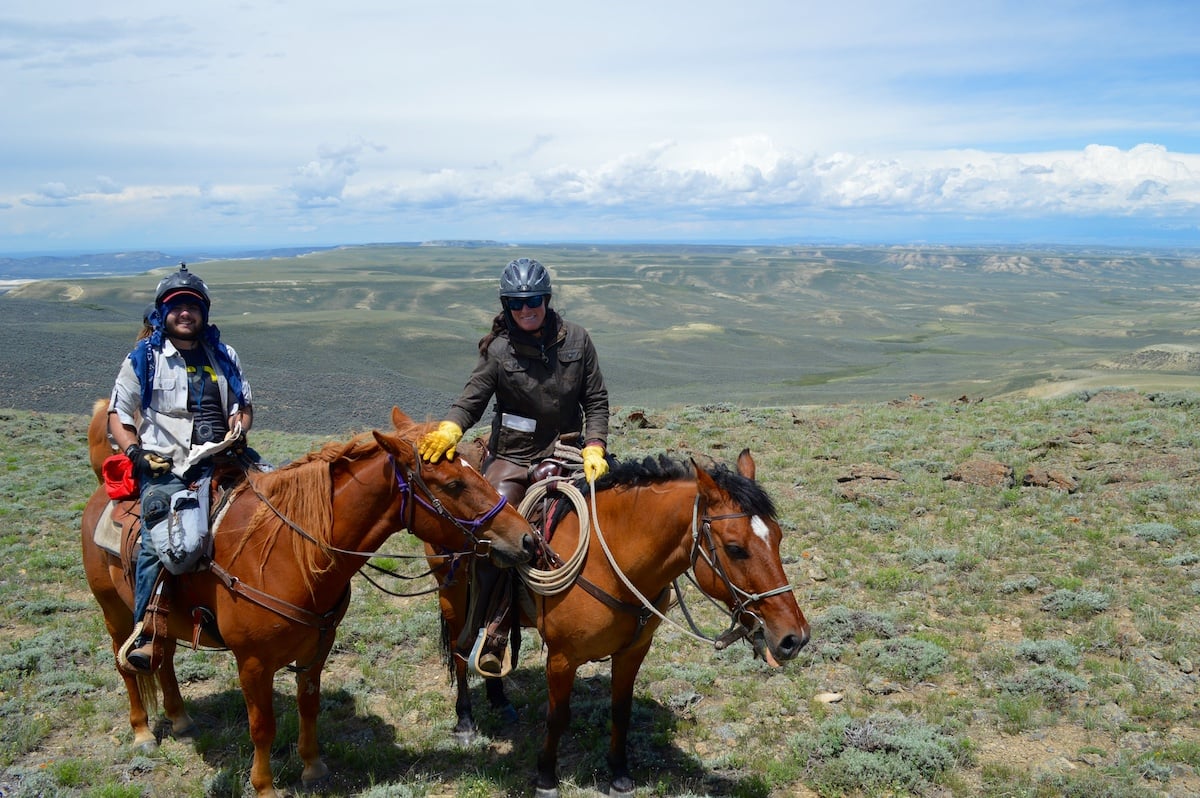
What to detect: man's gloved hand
<box><xmin>223</xmin><ymin>425</ymin><xmax>248</xmax><ymax>457</ymax></box>
<box><xmin>582</xmin><ymin>444</ymin><xmax>609</xmax><ymax>483</ymax></box>
<box><xmin>418</xmin><ymin>421</ymin><xmax>463</xmax><ymax>464</ymax></box>
<box><xmin>125</xmin><ymin>444</ymin><xmax>172</xmax><ymax>481</ymax></box>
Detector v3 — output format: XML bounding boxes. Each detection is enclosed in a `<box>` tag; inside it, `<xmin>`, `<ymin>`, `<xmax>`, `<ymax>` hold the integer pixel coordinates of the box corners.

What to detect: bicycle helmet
<box><xmin>154</xmin><ymin>263</ymin><xmax>211</xmax><ymax>313</ymax></box>
<box><xmin>499</xmin><ymin>258</ymin><xmax>552</xmax><ymax>298</ymax></box>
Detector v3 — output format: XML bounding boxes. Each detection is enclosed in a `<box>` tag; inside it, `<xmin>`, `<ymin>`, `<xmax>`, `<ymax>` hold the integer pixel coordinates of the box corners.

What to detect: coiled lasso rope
<box><xmin>516</xmin><ymin>476</ymin><xmax>591</xmax><ymax>595</ymax></box>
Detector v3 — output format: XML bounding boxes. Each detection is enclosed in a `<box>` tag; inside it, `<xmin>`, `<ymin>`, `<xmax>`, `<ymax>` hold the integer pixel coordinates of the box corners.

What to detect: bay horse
<box><xmin>81</xmin><ymin>405</ymin><xmax>536</xmax><ymax>798</ymax></box>
<box><xmin>428</xmin><ymin>449</ymin><xmax>810</xmax><ymax>798</ymax></box>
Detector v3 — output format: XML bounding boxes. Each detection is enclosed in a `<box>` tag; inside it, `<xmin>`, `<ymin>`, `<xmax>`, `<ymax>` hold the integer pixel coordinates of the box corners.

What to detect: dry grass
<box><xmin>3</xmin><ymin>389</ymin><xmax>1200</xmax><ymax>796</ymax></box>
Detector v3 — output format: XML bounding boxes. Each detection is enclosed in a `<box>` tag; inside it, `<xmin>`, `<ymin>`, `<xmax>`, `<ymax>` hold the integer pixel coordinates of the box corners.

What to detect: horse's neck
<box><xmin>329</xmin><ymin>453</ymin><xmax>406</xmax><ymax>557</ymax></box>
<box><xmin>595</xmin><ymin>480</ymin><xmax>697</xmax><ymax>583</ymax></box>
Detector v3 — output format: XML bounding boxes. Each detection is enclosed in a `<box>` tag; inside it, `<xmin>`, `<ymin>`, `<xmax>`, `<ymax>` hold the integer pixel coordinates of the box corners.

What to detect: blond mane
<box><xmin>233</xmin><ymin>432</ymin><xmax>386</xmax><ymax>596</ymax></box>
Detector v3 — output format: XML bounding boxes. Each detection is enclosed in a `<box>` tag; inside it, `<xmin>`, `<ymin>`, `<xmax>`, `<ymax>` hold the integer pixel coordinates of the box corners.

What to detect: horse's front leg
<box><xmin>100</xmin><ymin>608</ymin><xmax>157</xmax><ymax>750</ymax></box>
<box><xmin>237</xmin><ymin>657</ymin><xmax>283</xmax><ymax>798</ymax></box>
<box><xmin>118</xmin><ymin>669</ymin><xmax>157</xmax><ymax>751</ymax></box>
<box><xmin>534</xmin><ymin>652</ymin><xmax>579</xmax><ymax>798</ymax></box>
<box><xmin>296</xmin><ymin>639</ymin><xmax>335</xmax><ymax>788</ymax></box>
<box><xmin>607</xmin><ymin>642</ymin><xmax>654</xmax><ymax>797</ymax></box>
<box><xmin>437</xmin><ymin>579</ymin><xmax>482</xmax><ymax>741</ymax></box>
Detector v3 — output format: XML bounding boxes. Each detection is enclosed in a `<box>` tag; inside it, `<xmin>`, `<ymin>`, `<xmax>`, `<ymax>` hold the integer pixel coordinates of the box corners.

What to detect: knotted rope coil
<box><xmin>516</xmin><ymin>476</ymin><xmax>590</xmax><ymax>595</ymax></box>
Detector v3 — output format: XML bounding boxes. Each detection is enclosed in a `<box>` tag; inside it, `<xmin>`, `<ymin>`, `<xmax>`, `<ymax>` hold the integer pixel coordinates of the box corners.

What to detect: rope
<box><xmin>588</xmin><ymin>487</ymin><xmax>716</xmax><ymax>645</ymax></box>
<box><xmin>516</xmin><ymin>477</ymin><xmax>591</xmax><ymax>595</ymax></box>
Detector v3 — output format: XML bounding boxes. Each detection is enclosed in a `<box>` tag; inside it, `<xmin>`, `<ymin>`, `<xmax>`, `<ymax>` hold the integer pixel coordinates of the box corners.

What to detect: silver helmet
<box><xmin>499</xmin><ymin>258</ymin><xmax>552</xmax><ymax>298</ymax></box>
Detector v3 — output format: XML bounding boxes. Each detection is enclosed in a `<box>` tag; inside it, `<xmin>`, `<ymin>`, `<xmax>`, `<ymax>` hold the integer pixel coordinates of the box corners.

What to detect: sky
<box><xmin>3</xmin><ymin>1</ymin><xmax>1200</xmax><ymax>255</ymax></box>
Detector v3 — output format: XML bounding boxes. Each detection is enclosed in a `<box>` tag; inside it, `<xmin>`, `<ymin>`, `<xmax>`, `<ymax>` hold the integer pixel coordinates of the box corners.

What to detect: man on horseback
<box><xmin>108</xmin><ymin>263</ymin><xmax>257</xmax><ymax>673</ymax></box>
<box><xmin>418</xmin><ymin>257</ymin><xmax>612</xmax><ymax>676</ymax></box>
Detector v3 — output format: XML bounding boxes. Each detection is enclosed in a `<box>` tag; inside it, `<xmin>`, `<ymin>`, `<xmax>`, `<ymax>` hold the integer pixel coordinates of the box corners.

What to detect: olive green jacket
<box><xmin>446</xmin><ymin>312</ymin><xmax>609</xmax><ymax>466</ymax></box>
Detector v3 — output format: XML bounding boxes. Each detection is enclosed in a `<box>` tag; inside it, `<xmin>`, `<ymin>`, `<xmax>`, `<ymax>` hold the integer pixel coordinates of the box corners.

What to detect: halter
<box><xmin>244</xmin><ymin>447</ymin><xmax>509</xmax><ymax>563</ymax></box>
<box><xmin>581</xmin><ymin>479</ymin><xmax>794</xmax><ymax>652</ymax></box>
<box><xmin>389</xmin><ymin>452</ymin><xmax>509</xmax><ymax>558</ymax></box>
<box><xmin>688</xmin><ymin>496</ymin><xmax>794</xmax><ymax>648</ymax></box>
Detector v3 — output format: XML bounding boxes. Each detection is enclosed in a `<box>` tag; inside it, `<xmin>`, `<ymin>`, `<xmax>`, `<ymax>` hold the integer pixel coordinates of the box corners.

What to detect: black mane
<box><xmin>554</xmin><ymin>453</ymin><xmax>776</xmax><ymax>520</ymax></box>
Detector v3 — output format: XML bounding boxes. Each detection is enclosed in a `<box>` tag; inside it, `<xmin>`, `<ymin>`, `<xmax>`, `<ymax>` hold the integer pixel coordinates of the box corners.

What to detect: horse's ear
<box><xmin>391</xmin><ymin>406</ymin><xmax>413</xmax><ymax>430</ymax></box>
<box><xmin>736</xmin><ymin>448</ymin><xmax>755</xmax><ymax>480</ymax></box>
<box><xmin>373</xmin><ymin>429</ymin><xmax>403</xmax><ymax>459</ymax></box>
<box><xmin>691</xmin><ymin>458</ymin><xmax>719</xmax><ymax>496</ymax></box>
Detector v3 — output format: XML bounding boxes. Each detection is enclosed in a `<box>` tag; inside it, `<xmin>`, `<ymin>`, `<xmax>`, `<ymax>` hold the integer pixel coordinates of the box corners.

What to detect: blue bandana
<box><xmin>129</xmin><ymin>311</ymin><xmax>245</xmax><ymax>412</ymax></box>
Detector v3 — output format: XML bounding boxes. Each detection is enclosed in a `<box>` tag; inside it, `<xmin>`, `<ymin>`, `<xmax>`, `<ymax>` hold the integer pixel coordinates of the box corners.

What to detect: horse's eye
<box><xmin>441</xmin><ymin>480</ymin><xmax>465</xmax><ymax>496</ymax></box>
<box><xmin>724</xmin><ymin>543</ymin><xmax>750</xmax><ymax>560</ymax></box>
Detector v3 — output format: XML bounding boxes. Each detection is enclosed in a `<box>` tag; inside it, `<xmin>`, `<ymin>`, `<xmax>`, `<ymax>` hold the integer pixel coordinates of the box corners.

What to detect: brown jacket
<box><xmin>446</xmin><ymin>310</ymin><xmax>609</xmax><ymax>466</ymax></box>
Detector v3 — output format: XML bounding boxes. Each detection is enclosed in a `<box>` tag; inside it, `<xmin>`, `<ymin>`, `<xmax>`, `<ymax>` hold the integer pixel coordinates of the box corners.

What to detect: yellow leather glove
<box><xmin>582</xmin><ymin>444</ymin><xmax>609</xmax><ymax>483</ymax></box>
<box><xmin>418</xmin><ymin>421</ymin><xmax>463</xmax><ymax>463</ymax></box>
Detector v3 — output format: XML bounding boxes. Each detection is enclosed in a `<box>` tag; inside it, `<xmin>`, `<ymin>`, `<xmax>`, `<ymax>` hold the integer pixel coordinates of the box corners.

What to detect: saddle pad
<box><xmin>94</xmin><ymin>501</ymin><xmax>124</xmax><ymax>557</ymax></box>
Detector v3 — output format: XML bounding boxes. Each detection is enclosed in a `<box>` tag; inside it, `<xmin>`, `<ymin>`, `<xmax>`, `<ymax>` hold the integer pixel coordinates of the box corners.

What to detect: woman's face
<box><xmin>506</xmin><ymin>295</ymin><xmax>548</xmax><ymax>334</ymax></box>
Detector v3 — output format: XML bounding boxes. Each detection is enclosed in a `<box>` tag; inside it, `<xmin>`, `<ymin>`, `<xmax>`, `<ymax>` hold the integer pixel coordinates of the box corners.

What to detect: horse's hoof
<box><xmin>452</xmin><ymin>729</ymin><xmax>478</xmax><ymax>747</ymax></box>
<box><xmin>132</xmin><ymin>737</ymin><xmax>158</xmax><ymax>755</ymax></box>
<box><xmin>299</xmin><ymin>773</ymin><xmax>332</xmax><ymax>793</ymax></box>
<box><xmin>533</xmin><ymin>787</ymin><xmax>559</xmax><ymax>798</ymax></box>
<box><xmin>609</xmin><ymin>777</ymin><xmax>635</xmax><ymax>797</ymax></box>
<box><xmin>172</xmin><ymin>722</ymin><xmax>198</xmax><ymax>739</ymax></box>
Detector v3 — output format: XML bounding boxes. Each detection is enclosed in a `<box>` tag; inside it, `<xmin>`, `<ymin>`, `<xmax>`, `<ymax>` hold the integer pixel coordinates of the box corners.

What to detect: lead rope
<box><xmin>587</xmin><ymin>485</ymin><xmax>718</xmax><ymax>646</ymax></box>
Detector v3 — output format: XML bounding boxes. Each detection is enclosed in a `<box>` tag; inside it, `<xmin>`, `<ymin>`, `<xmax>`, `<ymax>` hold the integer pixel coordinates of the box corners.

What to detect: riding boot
<box><xmin>478</xmin><ymin>567</ymin><xmax>515</xmax><ymax>676</ymax></box>
<box><xmin>465</xmin><ymin>460</ymin><xmax>529</xmax><ymax>678</ymax></box>
<box><xmin>123</xmin><ymin>576</ymin><xmax>170</xmax><ymax>673</ymax></box>
<box><xmin>459</xmin><ymin>557</ymin><xmax>514</xmax><ymax>677</ymax></box>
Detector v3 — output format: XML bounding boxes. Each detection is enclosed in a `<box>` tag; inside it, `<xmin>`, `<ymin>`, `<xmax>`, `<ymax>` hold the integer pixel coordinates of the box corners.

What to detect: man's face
<box><xmin>164</xmin><ymin>301</ymin><xmax>204</xmax><ymax>340</ymax></box>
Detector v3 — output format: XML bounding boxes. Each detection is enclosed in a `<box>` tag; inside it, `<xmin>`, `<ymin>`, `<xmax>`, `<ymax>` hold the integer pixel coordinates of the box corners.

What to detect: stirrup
<box><xmin>468</xmin><ymin>630</ymin><xmax>513</xmax><ymax>679</ymax></box>
<box><xmin>118</xmin><ymin>621</ymin><xmax>152</xmax><ymax>674</ymax></box>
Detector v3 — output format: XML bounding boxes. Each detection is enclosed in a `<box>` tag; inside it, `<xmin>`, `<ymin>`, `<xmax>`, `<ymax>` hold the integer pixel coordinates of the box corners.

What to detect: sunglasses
<box><xmin>506</xmin><ymin>295</ymin><xmax>546</xmax><ymax>311</ymax></box>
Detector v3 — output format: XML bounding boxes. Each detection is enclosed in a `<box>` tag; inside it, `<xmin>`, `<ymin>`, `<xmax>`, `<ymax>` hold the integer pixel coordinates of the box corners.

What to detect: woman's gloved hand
<box><xmin>582</xmin><ymin>444</ymin><xmax>609</xmax><ymax>483</ymax></box>
<box><xmin>418</xmin><ymin>421</ymin><xmax>463</xmax><ymax>463</ymax></box>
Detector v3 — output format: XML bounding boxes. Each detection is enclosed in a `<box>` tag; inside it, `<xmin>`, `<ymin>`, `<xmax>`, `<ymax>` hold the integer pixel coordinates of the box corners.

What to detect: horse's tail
<box><xmin>135</xmin><ymin>672</ymin><xmax>159</xmax><ymax>719</ymax></box>
<box><xmin>87</xmin><ymin>398</ymin><xmax>114</xmax><ymax>482</ymax></box>
<box><xmin>439</xmin><ymin>614</ymin><xmax>459</xmax><ymax>683</ymax></box>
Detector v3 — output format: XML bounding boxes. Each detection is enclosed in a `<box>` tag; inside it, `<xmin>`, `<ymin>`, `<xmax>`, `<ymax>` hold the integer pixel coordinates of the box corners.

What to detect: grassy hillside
<box><xmin>2</xmin><ymin>390</ymin><xmax>1200</xmax><ymax>797</ymax></box>
<box><xmin>3</xmin><ymin>244</ymin><xmax>1200</xmax><ymax>434</ymax></box>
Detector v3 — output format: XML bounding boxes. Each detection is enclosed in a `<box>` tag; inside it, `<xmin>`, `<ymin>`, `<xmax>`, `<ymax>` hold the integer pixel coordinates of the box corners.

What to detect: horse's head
<box><xmin>373</xmin><ymin>407</ymin><xmax>536</xmax><ymax>567</ymax></box>
<box><xmin>690</xmin><ymin>448</ymin><xmax>810</xmax><ymax>665</ymax></box>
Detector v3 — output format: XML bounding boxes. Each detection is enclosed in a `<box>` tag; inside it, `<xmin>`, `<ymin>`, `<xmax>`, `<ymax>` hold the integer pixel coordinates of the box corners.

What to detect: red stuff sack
<box><xmin>102</xmin><ymin>454</ymin><xmax>138</xmax><ymax>500</ymax></box>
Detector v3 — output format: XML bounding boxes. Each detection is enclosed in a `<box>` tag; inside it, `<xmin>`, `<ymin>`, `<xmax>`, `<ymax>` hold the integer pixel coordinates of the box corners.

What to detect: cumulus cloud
<box><xmin>290</xmin><ymin>141</ymin><xmax>385</xmax><ymax>208</ymax></box>
<box><xmin>354</xmin><ymin>140</ymin><xmax>1200</xmax><ymax>222</ymax></box>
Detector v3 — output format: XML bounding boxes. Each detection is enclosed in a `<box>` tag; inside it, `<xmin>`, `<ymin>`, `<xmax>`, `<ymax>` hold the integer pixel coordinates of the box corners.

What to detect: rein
<box><xmin>241</xmin><ymin>450</ymin><xmax>506</xmax><ymax>563</ymax></box>
<box><xmin>221</xmin><ymin>446</ymin><xmax>509</xmax><ymax>624</ymax></box>
<box><xmin>586</xmin><ymin>485</ymin><xmax>794</xmax><ymax>650</ymax></box>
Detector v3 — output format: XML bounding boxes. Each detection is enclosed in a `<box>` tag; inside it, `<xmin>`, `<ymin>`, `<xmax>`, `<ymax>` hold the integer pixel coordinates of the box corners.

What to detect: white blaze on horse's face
<box><xmin>459</xmin><ymin>458</ymin><xmax>475</xmax><ymax>472</ymax></box>
<box><xmin>751</xmin><ymin>515</ymin><xmax>771</xmax><ymax>543</ymax></box>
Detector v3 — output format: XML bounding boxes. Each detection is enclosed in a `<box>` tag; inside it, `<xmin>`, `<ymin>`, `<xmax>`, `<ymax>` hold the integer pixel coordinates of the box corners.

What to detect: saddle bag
<box><xmin>147</xmin><ymin>476</ymin><xmax>213</xmax><ymax>574</ymax></box>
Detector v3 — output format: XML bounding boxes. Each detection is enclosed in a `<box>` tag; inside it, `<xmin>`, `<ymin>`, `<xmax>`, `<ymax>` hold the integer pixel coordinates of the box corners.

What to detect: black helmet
<box><xmin>154</xmin><ymin>263</ymin><xmax>211</xmax><ymax>312</ymax></box>
<box><xmin>499</xmin><ymin>258</ymin><xmax>552</xmax><ymax>298</ymax></box>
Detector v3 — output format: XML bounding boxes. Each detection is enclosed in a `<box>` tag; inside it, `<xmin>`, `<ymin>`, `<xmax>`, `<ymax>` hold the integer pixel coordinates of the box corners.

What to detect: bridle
<box><xmin>584</xmin><ymin>481</ymin><xmax>794</xmax><ymax>651</ymax></box>
<box><xmin>232</xmin><ymin>445</ymin><xmax>510</xmax><ymax>609</ymax></box>
<box><xmin>389</xmin><ymin>452</ymin><xmax>508</xmax><ymax>559</ymax></box>
<box><xmin>683</xmin><ymin>498</ymin><xmax>794</xmax><ymax>649</ymax></box>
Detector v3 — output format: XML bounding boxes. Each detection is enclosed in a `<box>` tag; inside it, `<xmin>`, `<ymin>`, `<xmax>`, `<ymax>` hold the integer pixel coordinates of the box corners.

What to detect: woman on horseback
<box><xmin>418</xmin><ymin>257</ymin><xmax>611</xmax><ymax>676</ymax></box>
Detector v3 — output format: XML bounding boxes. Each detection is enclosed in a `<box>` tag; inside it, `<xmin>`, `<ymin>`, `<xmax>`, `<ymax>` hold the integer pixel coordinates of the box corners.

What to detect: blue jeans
<box><xmin>132</xmin><ymin>471</ymin><xmax>188</xmax><ymax>623</ymax></box>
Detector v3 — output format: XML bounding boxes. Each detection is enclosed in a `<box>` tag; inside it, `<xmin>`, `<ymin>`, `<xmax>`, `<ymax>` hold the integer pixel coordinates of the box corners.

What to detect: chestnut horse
<box><xmin>81</xmin><ymin>406</ymin><xmax>536</xmax><ymax>798</ymax></box>
<box><xmin>429</xmin><ymin>449</ymin><xmax>810</xmax><ymax>798</ymax></box>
